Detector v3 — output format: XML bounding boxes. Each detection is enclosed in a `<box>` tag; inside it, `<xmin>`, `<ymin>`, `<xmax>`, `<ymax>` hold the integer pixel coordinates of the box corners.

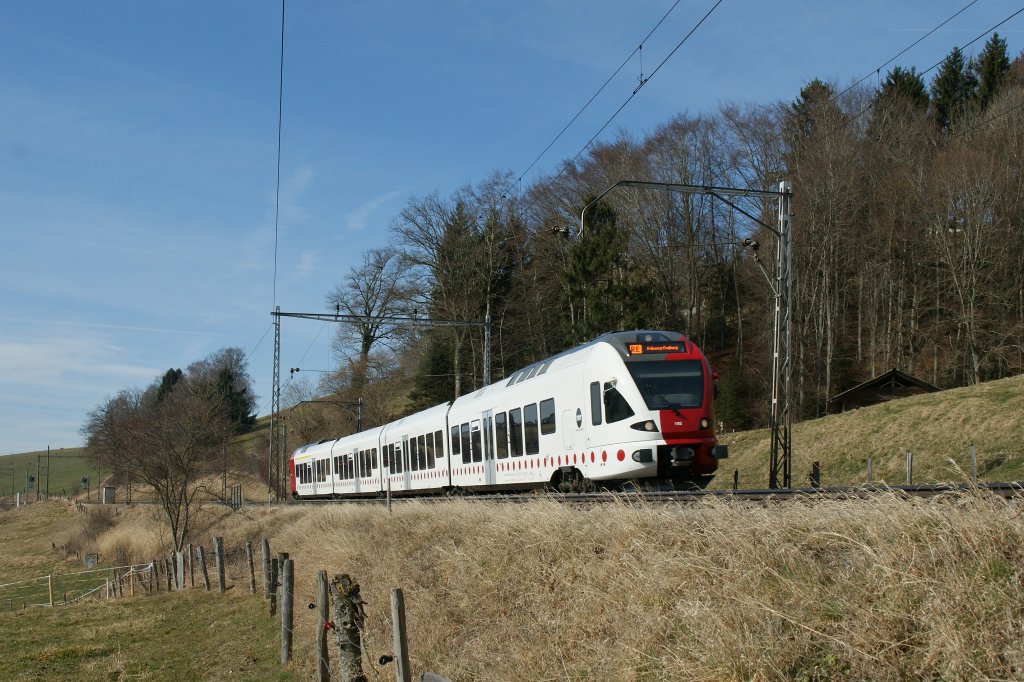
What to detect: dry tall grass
<box><xmin>131</xmin><ymin>493</ymin><xmax>1024</xmax><ymax>681</ymax></box>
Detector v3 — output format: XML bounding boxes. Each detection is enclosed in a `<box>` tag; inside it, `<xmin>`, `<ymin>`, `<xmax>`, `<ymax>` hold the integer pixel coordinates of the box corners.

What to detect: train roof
<box><xmin>451</xmin><ymin>329</ymin><xmax>690</xmax><ymax>405</ymax></box>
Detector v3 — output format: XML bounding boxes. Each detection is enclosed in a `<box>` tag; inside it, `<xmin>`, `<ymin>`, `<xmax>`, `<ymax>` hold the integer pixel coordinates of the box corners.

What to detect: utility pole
<box><xmin>768</xmin><ymin>180</ymin><xmax>793</xmax><ymax>489</ymax></box>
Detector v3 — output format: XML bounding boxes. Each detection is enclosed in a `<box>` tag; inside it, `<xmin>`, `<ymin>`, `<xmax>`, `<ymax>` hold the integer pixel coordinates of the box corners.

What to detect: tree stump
<box><xmin>328</xmin><ymin>573</ymin><xmax>366</xmax><ymax>682</ymax></box>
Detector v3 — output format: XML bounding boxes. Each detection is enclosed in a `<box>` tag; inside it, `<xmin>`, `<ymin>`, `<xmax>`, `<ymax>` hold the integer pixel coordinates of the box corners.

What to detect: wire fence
<box><xmin>0</xmin><ymin>563</ymin><xmax>155</xmax><ymax>610</ymax></box>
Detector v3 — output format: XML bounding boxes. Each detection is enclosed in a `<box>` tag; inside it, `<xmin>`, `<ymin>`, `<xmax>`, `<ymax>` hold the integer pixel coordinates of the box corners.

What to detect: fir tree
<box><xmin>876</xmin><ymin>66</ymin><xmax>929</xmax><ymax>110</ymax></box>
<box><xmin>930</xmin><ymin>47</ymin><xmax>978</xmax><ymax>130</ymax></box>
<box><xmin>973</xmin><ymin>33</ymin><xmax>1010</xmax><ymax>110</ymax></box>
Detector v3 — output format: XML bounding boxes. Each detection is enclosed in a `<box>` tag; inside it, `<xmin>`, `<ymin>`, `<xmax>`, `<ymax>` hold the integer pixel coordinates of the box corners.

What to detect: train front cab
<box><xmin>583</xmin><ymin>332</ymin><xmax>727</xmax><ymax>486</ymax></box>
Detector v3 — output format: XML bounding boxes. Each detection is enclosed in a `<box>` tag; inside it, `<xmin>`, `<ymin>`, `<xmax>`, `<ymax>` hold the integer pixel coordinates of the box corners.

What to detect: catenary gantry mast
<box><xmin>580</xmin><ymin>180</ymin><xmax>793</xmax><ymax>489</ymax></box>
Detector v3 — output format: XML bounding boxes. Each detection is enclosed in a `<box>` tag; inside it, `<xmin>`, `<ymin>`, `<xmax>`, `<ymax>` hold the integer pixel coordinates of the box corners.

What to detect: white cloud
<box><xmin>345</xmin><ymin>190</ymin><xmax>404</xmax><ymax>232</ymax></box>
<box><xmin>282</xmin><ymin>166</ymin><xmax>315</xmax><ymax>225</ymax></box>
<box><xmin>0</xmin><ymin>336</ymin><xmax>159</xmax><ymax>391</ymax></box>
<box><xmin>293</xmin><ymin>250</ymin><xmax>320</xmax><ymax>280</ymax></box>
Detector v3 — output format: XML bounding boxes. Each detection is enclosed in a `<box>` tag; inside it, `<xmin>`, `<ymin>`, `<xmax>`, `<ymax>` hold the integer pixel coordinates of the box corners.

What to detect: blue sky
<box><xmin>1</xmin><ymin>1</ymin><xmax>1020</xmax><ymax>454</ymax></box>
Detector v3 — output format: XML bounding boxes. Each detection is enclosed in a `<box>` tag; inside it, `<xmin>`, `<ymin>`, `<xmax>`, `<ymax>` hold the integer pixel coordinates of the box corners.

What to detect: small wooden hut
<box><xmin>827</xmin><ymin>368</ymin><xmax>940</xmax><ymax>414</ymax></box>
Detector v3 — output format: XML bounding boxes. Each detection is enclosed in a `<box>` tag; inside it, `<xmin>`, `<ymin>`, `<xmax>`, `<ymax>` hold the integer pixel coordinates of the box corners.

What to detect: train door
<box><xmin>562</xmin><ymin>409</ymin><xmax>580</xmax><ymax>451</ymax></box>
<box><xmin>353</xmin><ymin>450</ymin><xmax>362</xmax><ymax>495</ymax></box>
<box><xmin>483</xmin><ymin>410</ymin><xmax>496</xmax><ymax>485</ymax></box>
<box><xmin>402</xmin><ymin>437</ymin><xmax>412</xmax><ymax>490</ymax></box>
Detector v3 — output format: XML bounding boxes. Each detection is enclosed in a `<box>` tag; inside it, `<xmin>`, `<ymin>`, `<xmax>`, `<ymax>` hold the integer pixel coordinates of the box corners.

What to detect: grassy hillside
<box><xmin>710</xmin><ymin>373</ymin><xmax>1024</xmax><ymax>489</ymax></box>
<box><xmin>0</xmin><ymin>447</ymin><xmax>93</xmax><ymax>499</ymax></box>
<box><xmin>3</xmin><ymin>493</ymin><xmax>1023</xmax><ymax>680</ymax></box>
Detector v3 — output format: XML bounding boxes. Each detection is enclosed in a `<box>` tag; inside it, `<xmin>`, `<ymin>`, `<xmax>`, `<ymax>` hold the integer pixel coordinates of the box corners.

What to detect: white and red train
<box><xmin>289</xmin><ymin>330</ymin><xmax>728</xmax><ymax>499</ymax></box>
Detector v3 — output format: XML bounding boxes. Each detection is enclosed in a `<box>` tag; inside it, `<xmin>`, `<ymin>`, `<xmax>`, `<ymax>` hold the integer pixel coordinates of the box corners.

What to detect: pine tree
<box><xmin>973</xmin><ymin>33</ymin><xmax>1010</xmax><ymax>110</ymax></box>
<box><xmin>408</xmin><ymin>333</ymin><xmax>456</xmax><ymax>410</ymax></box>
<box><xmin>930</xmin><ymin>47</ymin><xmax>978</xmax><ymax>130</ymax></box>
<box><xmin>563</xmin><ymin>198</ymin><xmax>629</xmax><ymax>343</ymax></box>
<box><xmin>786</xmin><ymin>79</ymin><xmax>837</xmax><ymax>141</ymax></box>
<box><xmin>876</xmin><ymin>66</ymin><xmax>929</xmax><ymax>110</ymax></box>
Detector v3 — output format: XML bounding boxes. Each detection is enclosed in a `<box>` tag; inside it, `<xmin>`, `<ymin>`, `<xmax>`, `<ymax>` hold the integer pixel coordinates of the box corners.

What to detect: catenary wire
<box><xmin>499</xmin><ymin>0</ymin><xmax>686</xmax><ymax>201</ymax></box>
<box><xmin>272</xmin><ymin>0</ymin><xmax>286</xmax><ymax>309</ymax></box>
<box><xmin>562</xmin><ymin>0</ymin><xmax>726</xmax><ymax>176</ymax></box>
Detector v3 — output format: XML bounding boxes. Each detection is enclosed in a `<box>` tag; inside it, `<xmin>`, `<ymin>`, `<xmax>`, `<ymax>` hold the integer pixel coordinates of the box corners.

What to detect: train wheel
<box><xmin>554</xmin><ymin>468</ymin><xmax>594</xmax><ymax>493</ymax></box>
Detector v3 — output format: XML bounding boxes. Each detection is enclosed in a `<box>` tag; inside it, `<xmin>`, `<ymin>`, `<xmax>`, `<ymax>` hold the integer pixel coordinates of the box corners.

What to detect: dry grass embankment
<box><xmin>6</xmin><ymin>491</ymin><xmax>1022</xmax><ymax>681</ymax></box>
<box><xmin>712</xmin><ymin>373</ymin><xmax>1024</xmax><ymax>489</ymax></box>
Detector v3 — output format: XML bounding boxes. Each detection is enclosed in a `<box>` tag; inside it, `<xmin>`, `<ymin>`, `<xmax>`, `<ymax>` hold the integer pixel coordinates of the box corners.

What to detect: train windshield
<box><xmin>626</xmin><ymin>360</ymin><xmax>704</xmax><ymax>410</ymax></box>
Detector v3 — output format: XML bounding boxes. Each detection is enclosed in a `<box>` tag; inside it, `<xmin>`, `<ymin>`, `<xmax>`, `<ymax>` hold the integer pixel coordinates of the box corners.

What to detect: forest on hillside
<box><xmin>285</xmin><ymin>37</ymin><xmax>1024</xmax><ymax>442</ymax></box>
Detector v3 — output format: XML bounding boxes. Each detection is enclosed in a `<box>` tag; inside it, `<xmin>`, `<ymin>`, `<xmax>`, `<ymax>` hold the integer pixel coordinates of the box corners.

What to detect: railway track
<box><xmin>287</xmin><ymin>480</ymin><xmax>1024</xmax><ymax>506</ymax></box>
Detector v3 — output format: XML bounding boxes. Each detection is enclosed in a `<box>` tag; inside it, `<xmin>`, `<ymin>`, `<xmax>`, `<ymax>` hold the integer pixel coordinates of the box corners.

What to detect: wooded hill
<box><xmin>290</xmin><ymin>36</ymin><xmax>1024</xmax><ymax>446</ymax></box>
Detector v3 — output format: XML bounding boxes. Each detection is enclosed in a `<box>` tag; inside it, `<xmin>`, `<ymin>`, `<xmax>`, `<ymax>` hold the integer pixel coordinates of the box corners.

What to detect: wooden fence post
<box><xmin>329</xmin><ymin>574</ymin><xmax>365</xmax><ymax>682</ymax></box>
<box><xmin>48</xmin><ymin>574</ymin><xmax>54</xmax><ymax>607</ymax></box>
<box><xmin>214</xmin><ymin>536</ymin><xmax>226</xmax><ymax>594</ymax></box>
<box><xmin>130</xmin><ymin>568</ymin><xmax>135</xmax><ymax>597</ymax></box>
<box><xmin>175</xmin><ymin>551</ymin><xmax>184</xmax><ymax>590</ymax></box>
<box><xmin>969</xmin><ymin>446</ymin><xmax>977</xmax><ymax>484</ymax></box>
<box><xmin>269</xmin><ymin>559</ymin><xmax>279</xmax><ymax>616</ymax></box>
<box><xmin>150</xmin><ymin>560</ymin><xmax>157</xmax><ymax>593</ymax></box>
<box><xmin>316</xmin><ymin>570</ymin><xmax>330</xmax><ymax>682</ymax></box>
<box><xmin>188</xmin><ymin>543</ymin><xmax>195</xmax><ymax>587</ymax></box>
<box><xmin>866</xmin><ymin>457</ymin><xmax>873</xmax><ymax>484</ymax></box>
<box><xmin>164</xmin><ymin>558</ymin><xmax>172</xmax><ymax>592</ymax></box>
<box><xmin>906</xmin><ymin>451</ymin><xmax>913</xmax><ymax>486</ymax></box>
<box><xmin>391</xmin><ymin>588</ymin><xmax>411</xmax><ymax>682</ymax></box>
<box><xmin>197</xmin><ymin>546</ymin><xmax>211</xmax><ymax>591</ymax></box>
<box><xmin>810</xmin><ymin>461</ymin><xmax>821</xmax><ymax>488</ymax></box>
<box><xmin>280</xmin><ymin>559</ymin><xmax>294</xmax><ymax>665</ymax></box>
<box><xmin>261</xmin><ymin>539</ymin><xmax>271</xmax><ymax>598</ymax></box>
<box><xmin>246</xmin><ymin>542</ymin><xmax>257</xmax><ymax>594</ymax></box>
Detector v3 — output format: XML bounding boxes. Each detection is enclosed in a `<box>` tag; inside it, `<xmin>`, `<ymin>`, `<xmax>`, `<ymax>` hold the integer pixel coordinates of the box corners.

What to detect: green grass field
<box><xmin>0</xmin><ymin>447</ymin><xmax>96</xmax><ymax>499</ymax></box>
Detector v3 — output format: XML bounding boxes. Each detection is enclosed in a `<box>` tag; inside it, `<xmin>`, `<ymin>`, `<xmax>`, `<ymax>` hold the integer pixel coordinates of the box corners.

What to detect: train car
<box><xmin>446</xmin><ymin>329</ymin><xmax>726</xmax><ymax>492</ymax></box>
<box><xmin>379</xmin><ymin>402</ymin><xmax>451</xmax><ymax>496</ymax></box>
<box><xmin>290</xmin><ymin>329</ymin><xmax>726</xmax><ymax>499</ymax></box>
<box><xmin>290</xmin><ymin>425</ymin><xmax>385</xmax><ymax>499</ymax></box>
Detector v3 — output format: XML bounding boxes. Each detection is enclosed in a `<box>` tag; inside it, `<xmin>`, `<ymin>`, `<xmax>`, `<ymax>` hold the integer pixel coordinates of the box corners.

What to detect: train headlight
<box><xmin>630</xmin><ymin>420</ymin><xmax>658</xmax><ymax>432</ymax></box>
<box><xmin>700</xmin><ymin>418</ymin><xmax>711</xmax><ymax>429</ymax></box>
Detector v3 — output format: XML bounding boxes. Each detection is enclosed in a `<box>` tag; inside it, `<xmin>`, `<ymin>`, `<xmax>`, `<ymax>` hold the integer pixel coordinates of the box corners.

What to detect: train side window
<box><xmin>410</xmin><ymin>437</ymin><xmax>420</xmax><ymax>472</ymax></box>
<box><xmin>395</xmin><ymin>446</ymin><xmax>404</xmax><ymax>474</ymax></box>
<box><xmin>470</xmin><ymin>421</ymin><xmax>482</xmax><ymax>463</ymax></box>
<box><xmin>494</xmin><ymin>412</ymin><xmax>509</xmax><ymax>459</ymax></box>
<box><xmin>523</xmin><ymin>403</ymin><xmax>539</xmax><ymax>456</ymax></box>
<box><xmin>426</xmin><ymin>432</ymin><xmax>435</xmax><ymax>469</ymax></box>
<box><xmin>604</xmin><ymin>382</ymin><xmax>635</xmax><ymax>423</ymax></box>
<box><xmin>450</xmin><ymin>426</ymin><xmax>461</xmax><ymax>461</ymax></box>
<box><xmin>434</xmin><ymin>430</ymin><xmax>444</xmax><ymax>458</ymax></box>
<box><xmin>387</xmin><ymin>444</ymin><xmax>395</xmax><ymax>474</ymax></box>
<box><xmin>590</xmin><ymin>382</ymin><xmax>602</xmax><ymax>425</ymax></box>
<box><xmin>460</xmin><ymin>423</ymin><xmax>471</xmax><ymax>464</ymax></box>
<box><xmin>418</xmin><ymin>434</ymin><xmax>427</xmax><ymax>470</ymax></box>
<box><xmin>540</xmin><ymin>398</ymin><xmax>556</xmax><ymax>435</ymax></box>
<box><xmin>372</xmin><ymin>448</ymin><xmax>378</xmax><ymax>470</ymax></box>
<box><xmin>509</xmin><ymin>408</ymin><xmax>524</xmax><ymax>457</ymax></box>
